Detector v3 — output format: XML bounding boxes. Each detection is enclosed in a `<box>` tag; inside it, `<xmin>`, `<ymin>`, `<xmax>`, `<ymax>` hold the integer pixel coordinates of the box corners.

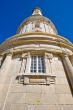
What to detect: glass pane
<box><xmin>38</xmin><ymin>56</ymin><xmax>45</xmax><ymax>73</ymax></box>
<box><xmin>30</xmin><ymin>56</ymin><xmax>45</xmax><ymax>73</ymax></box>
<box><xmin>30</xmin><ymin>56</ymin><xmax>37</xmax><ymax>73</ymax></box>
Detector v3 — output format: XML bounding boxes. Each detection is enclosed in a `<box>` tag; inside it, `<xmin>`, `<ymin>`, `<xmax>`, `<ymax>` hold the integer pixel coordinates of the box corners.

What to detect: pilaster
<box><xmin>25</xmin><ymin>52</ymin><xmax>31</xmax><ymax>74</ymax></box>
<box><xmin>45</xmin><ymin>53</ymin><xmax>53</xmax><ymax>75</ymax></box>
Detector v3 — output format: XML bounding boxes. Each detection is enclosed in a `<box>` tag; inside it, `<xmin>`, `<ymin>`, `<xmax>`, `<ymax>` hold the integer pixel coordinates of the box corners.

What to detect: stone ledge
<box><xmin>16</xmin><ymin>74</ymin><xmax>56</xmax><ymax>85</ymax></box>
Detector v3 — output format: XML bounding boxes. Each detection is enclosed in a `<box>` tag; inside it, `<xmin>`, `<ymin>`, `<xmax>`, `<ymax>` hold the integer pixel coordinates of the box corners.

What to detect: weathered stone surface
<box><xmin>56</xmin><ymin>77</ymin><xmax>68</xmax><ymax>85</ymax></box>
<box><xmin>0</xmin><ymin>56</ymin><xmax>73</xmax><ymax>110</ymax></box>
<box><xmin>26</xmin><ymin>85</ymin><xmax>42</xmax><ymax>93</ymax></box>
<box><xmin>6</xmin><ymin>93</ymin><xmax>26</xmax><ymax>104</ymax></box>
<box><xmin>10</xmin><ymin>84</ymin><xmax>27</xmax><ymax>93</ymax></box>
<box><xmin>25</xmin><ymin>93</ymin><xmax>41</xmax><ymax>105</ymax></box>
<box><xmin>10</xmin><ymin>104</ymin><xmax>27</xmax><ymax>110</ymax></box>
<box><xmin>40</xmin><ymin>93</ymin><xmax>58</xmax><ymax>104</ymax></box>
<box><xmin>63</xmin><ymin>105</ymin><xmax>73</xmax><ymax>110</ymax></box>
<box><xmin>41</xmin><ymin>85</ymin><xmax>55</xmax><ymax>94</ymax></box>
<box><xmin>0</xmin><ymin>103</ymin><xmax>3</xmax><ymax>110</ymax></box>
<box><xmin>27</xmin><ymin>105</ymin><xmax>35</xmax><ymax>110</ymax></box>
<box><xmin>35</xmin><ymin>104</ymin><xmax>63</xmax><ymax>110</ymax></box>
<box><xmin>0</xmin><ymin>6</ymin><xmax>73</xmax><ymax>110</ymax></box>
<box><xmin>58</xmin><ymin>94</ymin><xmax>73</xmax><ymax>104</ymax></box>
<box><xmin>2</xmin><ymin>104</ymin><xmax>11</xmax><ymax>110</ymax></box>
<box><xmin>55</xmin><ymin>84</ymin><xmax>71</xmax><ymax>94</ymax></box>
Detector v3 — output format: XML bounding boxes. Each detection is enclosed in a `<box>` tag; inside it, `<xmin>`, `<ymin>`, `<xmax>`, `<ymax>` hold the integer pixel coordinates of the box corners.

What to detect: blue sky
<box><xmin>0</xmin><ymin>0</ymin><xmax>73</xmax><ymax>43</ymax></box>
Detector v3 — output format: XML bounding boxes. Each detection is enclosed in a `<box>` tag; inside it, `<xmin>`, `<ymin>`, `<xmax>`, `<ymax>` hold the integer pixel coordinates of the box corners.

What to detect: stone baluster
<box><xmin>62</xmin><ymin>54</ymin><xmax>73</xmax><ymax>90</ymax></box>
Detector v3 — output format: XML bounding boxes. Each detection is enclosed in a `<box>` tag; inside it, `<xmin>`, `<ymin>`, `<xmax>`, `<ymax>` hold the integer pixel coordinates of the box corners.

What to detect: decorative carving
<box><xmin>18</xmin><ymin>53</ymin><xmax>28</xmax><ymax>74</ymax></box>
<box><xmin>21</xmin><ymin>53</ymin><xmax>28</xmax><ymax>58</ymax></box>
<box><xmin>16</xmin><ymin>75</ymin><xmax>56</xmax><ymax>85</ymax></box>
<box><xmin>45</xmin><ymin>53</ymin><xmax>53</xmax><ymax>59</ymax></box>
<box><xmin>46</xmin><ymin>76</ymin><xmax>55</xmax><ymax>85</ymax></box>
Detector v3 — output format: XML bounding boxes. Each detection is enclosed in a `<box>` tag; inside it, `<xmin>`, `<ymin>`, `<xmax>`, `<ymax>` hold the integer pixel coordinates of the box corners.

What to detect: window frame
<box><xmin>30</xmin><ymin>56</ymin><xmax>46</xmax><ymax>74</ymax></box>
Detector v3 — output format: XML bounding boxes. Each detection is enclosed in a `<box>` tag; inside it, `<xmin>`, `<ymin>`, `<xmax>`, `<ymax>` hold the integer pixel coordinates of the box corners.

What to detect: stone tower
<box><xmin>0</xmin><ymin>7</ymin><xmax>73</xmax><ymax>110</ymax></box>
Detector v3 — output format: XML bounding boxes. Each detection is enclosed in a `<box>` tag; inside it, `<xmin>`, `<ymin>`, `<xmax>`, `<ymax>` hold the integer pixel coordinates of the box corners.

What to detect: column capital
<box><xmin>0</xmin><ymin>55</ymin><xmax>3</xmax><ymax>58</ymax></box>
<box><xmin>61</xmin><ymin>53</ymin><xmax>69</xmax><ymax>58</ymax></box>
<box><xmin>6</xmin><ymin>52</ymin><xmax>12</xmax><ymax>56</ymax></box>
<box><xmin>70</xmin><ymin>54</ymin><xmax>73</xmax><ymax>58</ymax></box>
<box><xmin>45</xmin><ymin>53</ymin><xmax>53</xmax><ymax>59</ymax></box>
<box><xmin>21</xmin><ymin>52</ymin><xmax>28</xmax><ymax>59</ymax></box>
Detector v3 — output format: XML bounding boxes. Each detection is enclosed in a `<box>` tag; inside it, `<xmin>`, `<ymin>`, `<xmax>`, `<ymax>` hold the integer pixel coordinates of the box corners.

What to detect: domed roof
<box><xmin>17</xmin><ymin>7</ymin><xmax>58</xmax><ymax>35</ymax></box>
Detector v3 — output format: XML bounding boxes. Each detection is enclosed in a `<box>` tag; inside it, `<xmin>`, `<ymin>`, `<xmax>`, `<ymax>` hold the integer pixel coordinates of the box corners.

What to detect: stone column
<box><xmin>0</xmin><ymin>56</ymin><xmax>3</xmax><ymax>68</ymax></box>
<box><xmin>0</xmin><ymin>53</ymin><xmax>12</xmax><ymax>75</ymax></box>
<box><xmin>70</xmin><ymin>55</ymin><xmax>73</xmax><ymax>66</ymax></box>
<box><xmin>62</xmin><ymin>55</ymin><xmax>73</xmax><ymax>90</ymax></box>
<box><xmin>0</xmin><ymin>53</ymin><xmax>12</xmax><ymax>109</ymax></box>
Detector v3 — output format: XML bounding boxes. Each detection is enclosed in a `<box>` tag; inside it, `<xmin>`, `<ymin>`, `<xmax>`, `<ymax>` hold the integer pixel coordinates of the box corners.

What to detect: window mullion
<box><xmin>40</xmin><ymin>57</ymin><xmax>42</xmax><ymax>73</ymax></box>
<box><xmin>37</xmin><ymin>56</ymin><xmax>38</xmax><ymax>73</ymax></box>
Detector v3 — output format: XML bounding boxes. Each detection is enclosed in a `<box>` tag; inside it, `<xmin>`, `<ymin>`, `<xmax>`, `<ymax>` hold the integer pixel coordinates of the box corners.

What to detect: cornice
<box><xmin>0</xmin><ymin>32</ymin><xmax>73</xmax><ymax>55</ymax></box>
<box><xmin>4</xmin><ymin>32</ymin><xmax>73</xmax><ymax>45</ymax></box>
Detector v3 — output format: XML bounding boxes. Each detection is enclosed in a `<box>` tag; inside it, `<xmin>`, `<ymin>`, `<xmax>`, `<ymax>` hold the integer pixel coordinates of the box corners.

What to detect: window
<box><xmin>30</xmin><ymin>56</ymin><xmax>45</xmax><ymax>73</ymax></box>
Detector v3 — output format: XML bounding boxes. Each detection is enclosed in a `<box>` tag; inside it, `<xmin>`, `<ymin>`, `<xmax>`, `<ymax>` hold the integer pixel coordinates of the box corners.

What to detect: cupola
<box><xmin>17</xmin><ymin>7</ymin><xmax>58</xmax><ymax>35</ymax></box>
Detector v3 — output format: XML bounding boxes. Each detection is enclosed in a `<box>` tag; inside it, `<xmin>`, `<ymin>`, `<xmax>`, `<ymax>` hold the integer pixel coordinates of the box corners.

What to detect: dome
<box><xmin>17</xmin><ymin>7</ymin><xmax>58</xmax><ymax>35</ymax></box>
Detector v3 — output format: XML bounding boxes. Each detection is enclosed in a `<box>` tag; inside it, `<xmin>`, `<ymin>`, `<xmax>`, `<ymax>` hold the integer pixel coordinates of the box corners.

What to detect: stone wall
<box><xmin>0</xmin><ymin>55</ymin><xmax>73</xmax><ymax>110</ymax></box>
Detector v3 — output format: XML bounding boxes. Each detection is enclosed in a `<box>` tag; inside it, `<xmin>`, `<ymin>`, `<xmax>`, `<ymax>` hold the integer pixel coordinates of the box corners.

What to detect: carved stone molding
<box><xmin>21</xmin><ymin>53</ymin><xmax>28</xmax><ymax>58</ymax></box>
<box><xmin>6</xmin><ymin>52</ymin><xmax>12</xmax><ymax>56</ymax></box>
<box><xmin>0</xmin><ymin>33</ymin><xmax>73</xmax><ymax>55</ymax></box>
<box><xmin>45</xmin><ymin>53</ymin><xmax>53</xmax><ymax>59</ymax></box>
<box><xmin>16</xmin><ymin>75</ymin><xmax>56</xmax><ymax>85</ymax></box>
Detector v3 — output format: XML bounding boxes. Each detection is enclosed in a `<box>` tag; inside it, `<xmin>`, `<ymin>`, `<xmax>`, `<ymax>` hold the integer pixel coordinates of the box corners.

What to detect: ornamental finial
<box><xmin>32</xmin><ymin>7</ymin><xmax>42</xmax><ymax>15</ymax></box>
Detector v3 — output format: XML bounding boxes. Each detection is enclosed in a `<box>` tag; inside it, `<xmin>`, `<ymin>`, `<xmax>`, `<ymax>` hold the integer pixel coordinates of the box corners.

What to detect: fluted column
<box><xmin>0</xmin><ymin>53</ymin><xmax>12</xmax><ymax>75</ymax></box>
<box><xmin>62</xmin><ymin>55</ymin><xmax>73</xmax><ymax>90</ymax></box>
